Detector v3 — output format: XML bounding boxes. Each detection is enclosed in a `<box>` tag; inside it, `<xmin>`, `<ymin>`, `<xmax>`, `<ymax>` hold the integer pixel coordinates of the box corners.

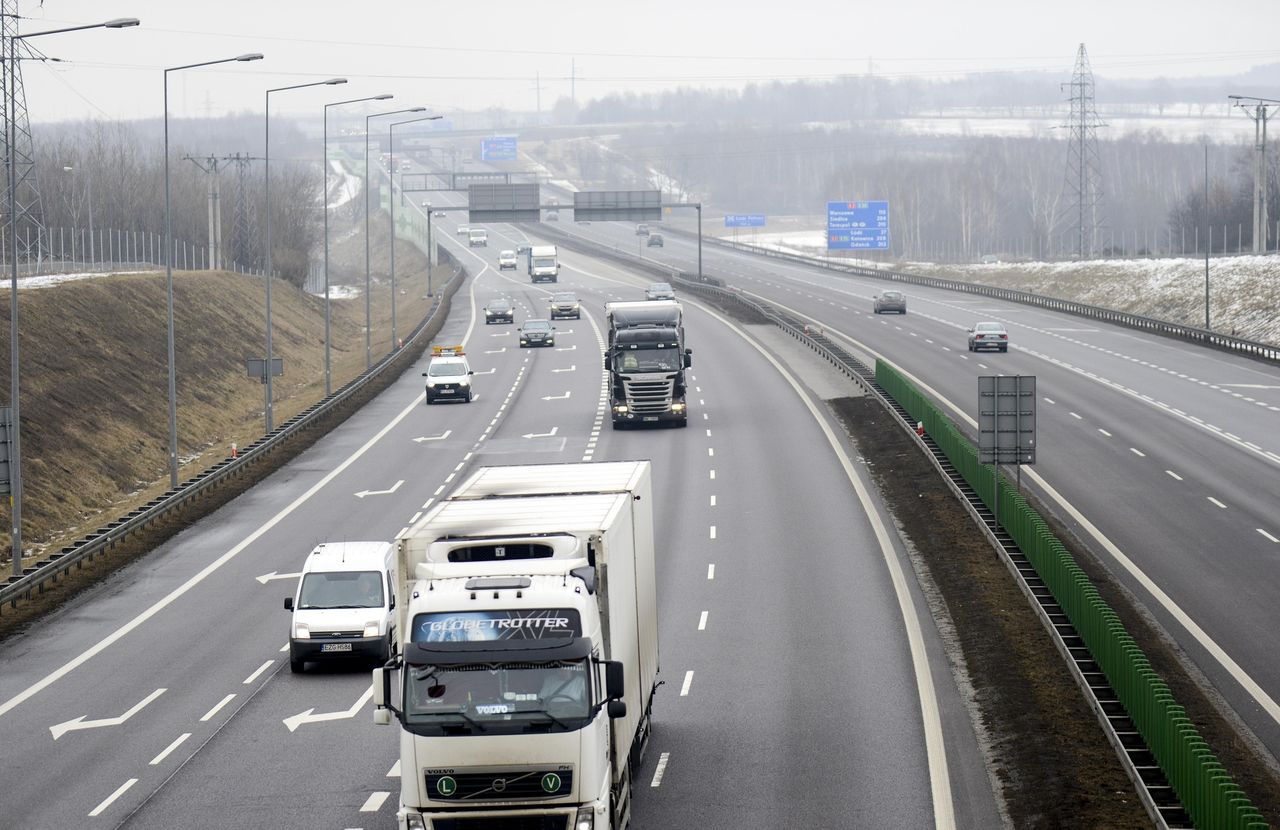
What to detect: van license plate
<box><xmin>440</xmin><ymin>389</ymin><xmax>454</xmax><ymax>394</ymax></box>
<box><xmin>321</xmin><ymin>643</ymin><xmax>353</xmax><ymax>652</ymax></box>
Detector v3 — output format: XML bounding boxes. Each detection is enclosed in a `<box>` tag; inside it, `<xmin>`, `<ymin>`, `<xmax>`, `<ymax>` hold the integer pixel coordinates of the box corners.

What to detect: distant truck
<box><xmin>527</xmin><ymin>244</ymin><xmax>559</xmax><ymax>283</ymax></box>
<box><xmin>604</xmin><ymin>300</ymin><xmax>691</xmax><ymax>428</ymax></box>
<box><xmin>373</xmin><ymin>460</ymin><xmax>660</xmax><ymax>830</ymax></box>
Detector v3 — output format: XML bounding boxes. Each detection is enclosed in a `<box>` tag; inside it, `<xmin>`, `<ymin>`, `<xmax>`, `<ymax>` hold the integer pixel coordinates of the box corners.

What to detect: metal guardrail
<box><xmin>2</xmin><ymin>258</ymin><xmax>469</xmax><ymax>613</ymax></box>
<box><xmin>673</xmin><ymin>229</ymin><xmax>1280</xmax><ymax>365</ymax></box>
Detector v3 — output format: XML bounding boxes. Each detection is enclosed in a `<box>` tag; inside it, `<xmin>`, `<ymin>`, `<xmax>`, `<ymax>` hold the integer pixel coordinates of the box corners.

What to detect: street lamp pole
<box><xmin>388</xmin><ymin>115</ymin><xmax>441</xmax><ymax>351</ymax></box>
<box><xmin>363</xmin><ymin>107</ymin><xmax>423</xmax><ymax>368</ymax></box>
<box><xmin>61</xmin><ymin>165</ymin><xmax>93</xmax><ymax>267</ymax></box>
<box><xmin>164</xmin><ymin>53</ymin><xmax>262</xmax><ymax>489</ymax></box>
<box><xmin>323</xmin><ymin>93</ymin><xmax>392</xmax><ymax>396</ymax></box>
<box><xmin>8</xmin><ymin>17</ymin><xmax>139</xmax><ymax>576</ymax></box>
<box><xmin>264</xmin><ymin>77</ymin><xmax>346</xmax><ymax>432</ymax></box>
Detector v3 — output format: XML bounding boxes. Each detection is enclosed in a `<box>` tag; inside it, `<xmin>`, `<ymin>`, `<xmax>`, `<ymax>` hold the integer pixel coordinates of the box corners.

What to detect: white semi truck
<box><xmin>373</xmin><ymin>460</ymin><xmax>659</xmax><ymax>830</ymax></box>
<box><xmin>527</xmin><ymin>244</ymin><xmax>560</xmax><ymax>283</ymax></box>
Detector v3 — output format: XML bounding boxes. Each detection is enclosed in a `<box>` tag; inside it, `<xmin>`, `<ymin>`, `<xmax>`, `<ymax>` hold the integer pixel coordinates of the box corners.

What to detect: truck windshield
<box><xmin>297</xmin><ymin>571</ymin><xmax>384</xmax><ymax>609</ymax></box>
<box><xmin>613</xmin><ymin>347</ymin><xmax>680</xmax><ymax>373</ymax></box>
<box><xmin>532</xmin><ymin>257</ymin><xmax>555</xmax><ymax>269</ymax></box>
<box><xmin>404</xmin><ymin>660</ymin><xmax>592</xmax><ymax>735</ymax></box>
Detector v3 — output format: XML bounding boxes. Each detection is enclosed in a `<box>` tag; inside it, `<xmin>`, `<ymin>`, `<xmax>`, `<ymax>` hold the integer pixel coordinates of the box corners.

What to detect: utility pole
<box><xmin>1</xmin><ymin>2</ymin><xmax>47</xmax><ymax>267</ymax></box>
<box><xmin>182</xmin><ymin>154</ymin><xmax>224</xmax><ymax>270</ymax></box>
<box><xmin>1228</xmin><ymin>95</ymin><xmax>1278</xmax><ymax>254</ymax></box>
<box><xmin>571</xmin><ymin>59</ymin><xmax>575</xmax><ymax>111</ymax></box>
<box><xmin>533</xmin><ymin>72</ymin><xmax>545</xmax><ymax>126</ymax></box>
<box><xmin>223</xmin><ymin>152</ymin><xmax>262</xmax><ymax>271</ymax></box>
<box><xmin>1058</xmin><ymin>44</ymin><xmax>1107</xmax><ymax>259</ymax></box>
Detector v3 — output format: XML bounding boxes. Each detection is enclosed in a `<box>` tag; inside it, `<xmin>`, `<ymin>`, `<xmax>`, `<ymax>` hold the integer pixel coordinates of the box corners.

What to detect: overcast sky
<box><xmin>16</xmin><ymin>0</ymin><xmax>1280</xmax><ymax>124</ymax></box>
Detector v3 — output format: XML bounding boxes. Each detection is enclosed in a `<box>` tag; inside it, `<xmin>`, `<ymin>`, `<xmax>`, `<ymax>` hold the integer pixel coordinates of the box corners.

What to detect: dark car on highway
<box><xmin>873</xmin><ymin>290</ymin><xmax>907</xmax><ymax>314</ymax></box>
<box><xmin>518</xmin><ymin>319</ymin><xmax>556</xmax><ymax>347</ymax></box>
<box><xmin>484</xmin><ymin>298</ymin><xmax>514</xmax><ymax>325</ymax></box>
<box><xmin>646</xmin><ymin>233</ymin><xmax>665</xmax><ymax>248</ymax></box>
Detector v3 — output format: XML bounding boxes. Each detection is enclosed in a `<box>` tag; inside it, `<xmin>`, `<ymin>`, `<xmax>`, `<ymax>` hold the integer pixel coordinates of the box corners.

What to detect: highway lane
<box><xmin>0</xmin><ymin>176</ymin><xmax>1000</xmax><ymax>828</ymax></box>
<box><xmin>554</xmin><ymin>215</ymin><xmax>1280</xmax><ymax>756</ymax></box>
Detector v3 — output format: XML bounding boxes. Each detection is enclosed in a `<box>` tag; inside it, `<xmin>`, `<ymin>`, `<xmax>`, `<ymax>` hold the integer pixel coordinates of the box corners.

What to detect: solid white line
<box><xmin>1165</xmin><ymin>471</ymin><xmax>1183</xmax><ymax>481</ymax></box>
<box><xmin>0</xmin><ymin>383</ymin><xmax>440</xmax><ymax>720</ymax></box>
<box><xmin>680</xmin><ymin>671</ymin><xmax>694</xmax><ymax>697</ymax></box>
<box><xmin>360</xmin><ymin>792</ymin><xmax>391</xmax><ymax>812</ymax></box>
<box><xmin>707</xmin><ymin>564</ymin><xmax>715</xmax><ymax>580</ymax></box>
<box><xmin>200</xmin><ymin>694</ymin><xmax>236</xmax><ymax>722</ymax></box>
<box><xmin>1207</xmin><ymin>497</ymin><xmax>1227</xmax><ymax>509</ymax></box>
<box><xmin>1258</xmin><ymin>529</ymin><xmax>1279</xmax><ymax>543</ymax></box>
<box><xmin>1129</xmin><ymin>448</ymin><xmax>1145</xmax><ymax>457</ymax></box>
<box><xmin>697</xmin><ymin>611</ymin><xmax>708</xmax><ymax>631</ymax></box>
<box><xmin>650</xmin><ymin>752</ymin><xmax>670</xmax><ymax>788</ymax></box>
<box><xmin>709</xmin><ymin>526</ymin><xmax>716</xmax><ymax>540</ymax></box>
<box><xmin>243</xmin><ymin>660</ymin><xmax>274</xmax><ymax>685</ymax></box>
<box><xmin>149</xmin><ymin>732</ymin><xmax>191</xmax><ymax>766</ymax></box>
<box><xmin>88</xmin><ymin>778</ymin><xmax>138</xmax><ymax>817</ymax></box>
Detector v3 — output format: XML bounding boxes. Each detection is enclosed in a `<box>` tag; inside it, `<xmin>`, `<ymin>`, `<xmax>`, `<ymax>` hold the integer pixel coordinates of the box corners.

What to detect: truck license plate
<box><xmin>643</xmin><ymin>416</ymin><xmax>659</xmax><ymax>422</ymax></box>
<box><xmin>321</xmin><ymin>643</ymin><xmax>353</xmax><ymax>652</ymax></box>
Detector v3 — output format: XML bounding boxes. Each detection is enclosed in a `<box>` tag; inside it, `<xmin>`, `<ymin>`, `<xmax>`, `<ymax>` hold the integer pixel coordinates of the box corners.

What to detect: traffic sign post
<box><xmin>480</xmin><ymin>136</ymin><xmax>517</xmax><ymax>161</ymax></box>
<box><xmin>827</xmin><ymin>200</ymin><xmax>889</xmax><ymax>251</ymax></box>
<box><xmin>978</xmin><ymin>374</ymin><xmax>1037</xmax><ymax>529</ymax></box>
<box><xmin>724</xmin><ymin>214</ymin><xmax>765</xmax><ymax>228</ymax></box>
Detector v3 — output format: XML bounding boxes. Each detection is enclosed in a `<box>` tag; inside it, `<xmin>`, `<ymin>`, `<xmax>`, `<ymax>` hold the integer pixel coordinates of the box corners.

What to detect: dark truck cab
<box><xmin>604</xmin><ymin>300</ymin><xmax>692</xmax><ymax>428</ymax></box>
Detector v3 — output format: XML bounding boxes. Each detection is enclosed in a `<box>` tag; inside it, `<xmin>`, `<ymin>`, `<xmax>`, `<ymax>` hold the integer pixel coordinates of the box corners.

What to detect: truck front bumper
<box><xmin>611</xmin><ymin>401</ymin><xmax>687</xmax><ymax>424</ymax></box>
<box><xmin>400</xmin><ymin>804</ymin><xmax>599</xmax><ymax>830</ymax></box>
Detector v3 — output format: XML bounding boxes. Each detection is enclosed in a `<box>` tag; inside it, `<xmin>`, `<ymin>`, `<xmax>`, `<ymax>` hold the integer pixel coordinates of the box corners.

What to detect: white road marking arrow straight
<box><xmin>413</xmin><ymin>430</ymin><xmax>452</xmax><ymax>443</ymax></box>
<box><xmin>473</xmin><ymin>368</ymin><xmax>496</xmax><ymax>375</ymax></box>
<box><xmin>51</xmin><ymin>688</ymin><xmax>166</xmax><ymax>740</ymax></box>
<box><xmin>283</xmin><ymin>685</ymin><xmax>374</xmax><ymax>732</ymax></box>
<box><xmin>541</xmin><ymin>391</ymin><xmax>572</xmax><ymax>401</ymax></box>
<box><xmin>522</xmin><ymin>427</ymin><xmax>559</xmax><ymax>439</ymax></box>
<box><xmin>489</xmin><ymin>332</ymin><xmax>509</xmax><ymax>337</ymax></box>
<box><xmin>485</xmin><ymin>347</ymin><xmax>507</xmax><ymax>354</ymax></box>
<box><xmin>554</xmin><ymin>345</ymin><xmax>576</xmax><ymax>352</ymax></box>
<box><xmin>551</xmin><ymin>365</ymin><xmax>576</xmax><ymax>373</ymax></box>
<box><xmin>255</xmin><ymin>571</ymin><xmax>302</xmax><ymax>585</ymax></box>
<box><xmin>355</xmin><ymin>479</ymin><xmax>405</xmax><ymax>499</ymax></box>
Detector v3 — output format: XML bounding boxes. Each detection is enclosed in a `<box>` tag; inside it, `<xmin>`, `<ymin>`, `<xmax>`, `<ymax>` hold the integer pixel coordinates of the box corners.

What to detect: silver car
<box><xmin>967</xmin><ymin>322</ymin><xmax>1009</xmax><ymax>352</ymax></box>
<box><xmin>644</xmin><ymin>282</ymin><xmax>676</xmax><ymax>301</ymax></box>
<box><xmin>873</xmin><ymin>290</ymin><xmax>907</xmax><ymax>314</ymax></box>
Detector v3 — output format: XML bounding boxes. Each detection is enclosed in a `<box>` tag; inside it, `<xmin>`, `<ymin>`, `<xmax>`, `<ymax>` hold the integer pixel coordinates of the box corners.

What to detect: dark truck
<box><xmin>604</xmin><ymin>300</ymin><xmax>692</xmax><ymax>428</ymax></box>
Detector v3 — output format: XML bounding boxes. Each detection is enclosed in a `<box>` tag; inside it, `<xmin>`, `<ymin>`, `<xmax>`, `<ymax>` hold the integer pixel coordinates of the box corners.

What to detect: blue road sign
<box><xmin>827</xmin><ymin>200</ymin><xmax>889</xmax><ymax>250</ymax></box>
<box><xmin>481</xmin><ymin>136</ymin><xmax>518</xmax><ymax>161</ymax></box>
<box><xmin>724</xmin><ymin>213</ymin><xmax>766</xmax><ymax>228</ymax></box>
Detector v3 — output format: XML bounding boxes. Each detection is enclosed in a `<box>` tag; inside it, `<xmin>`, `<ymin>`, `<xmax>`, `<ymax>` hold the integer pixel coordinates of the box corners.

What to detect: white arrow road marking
<box><xmin>485</xmin><ymin>347</ymin><xmax>507</xmax><ymax>354</ymax></box>
<box><xmin>489</xmin><ymin>332</ymin><xmax>509</xmax><ymax>337</ymax></box>
<box><xmin>554</xmin><ymin>344</ymin><xmax>576</xmax><ymax>351</ymax></box>
<box><xmin>255</xmin><ymin>571</ymin><xmax>302</xmax><ymax>585</ymax></box>
<box><xmin>522</xmin><ymin>427</ymin><xmax>559</xmax><ymax>439</ymax></box>
<box><xmin>551</xmin><ymin>365</ymin><xmax>576</xmax><ymax>373</ymax></box>
<box><xmin>413</xmin><ymin>430</ymin><xmax>452</xmax><ymax>443</ymax></box>
<box><xmin>473</xmin><ymin>368</ymin><xmax>496</xmax><ymax>375</ymax></box>
<box><xmin>541</xmin><ymin>391</ymin><xmax>571</xmax><ymax>401</ymax></box>
<box><xmin>355</xmin><ymin>479</ymin><xmax>405</xmax><ymax>499</ymax></box>
<box><xmin>283</xmin><ymin>685</ymin><xmax>374</xmax><ymax>732</ymax></box>
<box><xmin>51</xmin><ymin>688</ymin><xmax>166</xmax><ymax>740</ymax></box>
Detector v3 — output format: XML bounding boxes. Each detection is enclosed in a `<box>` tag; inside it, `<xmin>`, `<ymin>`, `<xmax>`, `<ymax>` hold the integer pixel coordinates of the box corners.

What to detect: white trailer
<box><xmin>374</xmin><ymin>461</ymin><xmax>659</xmax><ymax>830</ymax></box>
<box><xmin>527</xmin><ymin>244</ymin><xmax>560</xmax><ymax>283</ymax></box>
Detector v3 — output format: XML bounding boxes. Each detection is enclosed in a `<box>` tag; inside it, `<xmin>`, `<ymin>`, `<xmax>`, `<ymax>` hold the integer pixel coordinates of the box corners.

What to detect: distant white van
<box><xmin>468</xmin><ymin>227</ymin><xmax>488</xmax><ymax>247</ymax></box>
<box><xmin>284</xmin><ymin>541</ymin><xmax>395</xmax><ymax>673</ymax></box>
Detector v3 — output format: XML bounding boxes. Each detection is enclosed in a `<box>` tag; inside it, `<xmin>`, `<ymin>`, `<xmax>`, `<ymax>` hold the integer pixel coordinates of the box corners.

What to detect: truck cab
<box><xmin>468</xmin><ymin>228</ymin><xmax>488</xmax><ymax>247</ymax></box>
<box><xmin>604</xmin><ymin>301</ymin><xmax>692</xmax><ymax>428</ymax></box>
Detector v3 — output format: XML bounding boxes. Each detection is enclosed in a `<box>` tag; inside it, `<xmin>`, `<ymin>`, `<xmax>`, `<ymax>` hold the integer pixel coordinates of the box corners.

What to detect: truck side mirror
<box><xmin>603</xmin><ymin>356</ymin><xmax>610</xmax><ymax>371</ymax></box>
<box><xmin>372</xmin><ymin>668</ymin><xmax>386</xmax><ymax>707</ymax></box>
<box><xmin>684</xmin><ymin>349</ymin><xmax>693</xmax><ymax>368</ymax></box>
<box><xmin>607</xmin><ymin>700</ymin><xmax>627</xmax><ymax>719</ymax></box>
<box><xmin>284</xmin><ymin>597</ymin><xmax>293</xmax><ymax>611</ymax></box>
<box><xmin>605</xmin><ymin>660</ymin><xmax>625</xmax><ymax>700</ymax></box>
<box><xmin>421</xmin><ymin>372</ymin><xmax>428</xmax><ymax>377</ymax></box>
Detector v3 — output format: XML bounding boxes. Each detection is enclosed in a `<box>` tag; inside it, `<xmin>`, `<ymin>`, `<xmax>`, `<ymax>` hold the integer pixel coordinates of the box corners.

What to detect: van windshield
<box><xmin>298</xmin><ymin>570</ymin><xmax>384</xmax><ymax>609</ymax></box>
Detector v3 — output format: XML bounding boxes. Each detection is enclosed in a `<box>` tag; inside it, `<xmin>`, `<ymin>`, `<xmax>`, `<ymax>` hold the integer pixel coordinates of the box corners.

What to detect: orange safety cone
<box><xmin>231</xmin><ymin>442</ymin><xmax>238</xmax><ymax>459</ymax></box>
<box><xmin>916</xmin><ymin>422</ymin><xmax>925</xmax><ymax>437</ymax></box>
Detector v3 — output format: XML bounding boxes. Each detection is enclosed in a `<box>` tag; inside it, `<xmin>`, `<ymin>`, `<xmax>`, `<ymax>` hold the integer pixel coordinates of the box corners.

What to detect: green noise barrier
<box><xmin>875</xmin><ymin>359</ymin><xmax>1267</xmax><ymax>829</ymax></box>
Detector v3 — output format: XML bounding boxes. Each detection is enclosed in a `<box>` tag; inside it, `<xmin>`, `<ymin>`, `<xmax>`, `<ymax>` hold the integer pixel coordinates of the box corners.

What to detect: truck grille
<box><xmin>431</xmin><ymin>818</ymin><xmax>567</xmax><ymax>830</ymax></box>
<box><xmin>624</xmin><ymin>378</ymin><xmax>674</xmax><ymax>414</ymax></box>
<box><xmin>426</xmin><ymin>769</ymin><xmax>574</xmax><ymax>802</ymax></box>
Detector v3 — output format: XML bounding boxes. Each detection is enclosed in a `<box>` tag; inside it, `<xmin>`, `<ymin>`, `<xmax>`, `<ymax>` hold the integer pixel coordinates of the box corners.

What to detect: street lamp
<box><xmin>323</xmin><ymin>92</ymin><xmax>392</xmax><ymax>396</ymax></box>
<box><xmin>163</xmin><ymin>53</ymin><xmax>263</xmax><ymax>489</ymax></box>
<box><xmin>8</xmin><ymin>16</ymin><xmax>139</xmax><ymax>575</ymax></box>
<box><xmin>60</xmin><ymin>165</ymin><xmax>93</xmax><ymax>268</ymax></box>
<box><xmin>388</xmin><ymin>115</ymin><xmax>442</xmax><ymax>351</ymax></box>
<box><xmin>263</xmin><ymin>77</ymin><xmax>347</xmax><ymax>432</ymax></box>
<box><xmin>363</xmin><ymin>106</ymin><xmax>423</xmax><ymax>369</ymax></box>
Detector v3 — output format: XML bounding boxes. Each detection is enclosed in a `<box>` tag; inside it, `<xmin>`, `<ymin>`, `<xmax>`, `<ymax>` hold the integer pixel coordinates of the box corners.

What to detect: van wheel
<box><xmin>290</xmin><ymin>658</ymin><xmax>305</xmax><ymax>674</ymax></box>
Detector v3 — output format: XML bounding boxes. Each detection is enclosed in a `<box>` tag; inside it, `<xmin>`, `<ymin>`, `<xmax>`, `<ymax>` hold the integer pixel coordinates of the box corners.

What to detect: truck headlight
<box><xmin>613</xmin><ymin>405</ymin><xmax>628</xmax><ymax>414</ymax></box>
<box><xmin>362</xmin><ymin>623</ymin><xmax>381</xmax><ymax>638</ymax></box>
<box><xmin>293</xmin><ymin>624</ymin><xmax>310</xmax><ymax>639</ymax></box>
<box><xmin>405</xmin><ymin>815</ymin><xmax>427</xmax><ymax>830</ymax></box>
<box><xmin>671</xmin><ymin>402</ymin><xmax>686</xmax><ymax>412</ymax></box>
<box><xmin>574</xmin><ymin>806</ymin><xmax>594</xmax><ymax>830</ymax></box>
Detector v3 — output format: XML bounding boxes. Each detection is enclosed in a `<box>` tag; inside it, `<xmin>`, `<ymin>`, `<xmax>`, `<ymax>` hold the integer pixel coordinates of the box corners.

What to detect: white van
<box><xmin>468</xmin><ymin>227</ymin><xmax>488</xmax><ymax>247</ymax></box>
<box><xmin>284</xmin><ymin>541</ymin><xmax>395</xmax><ymax>673</ymax></box>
